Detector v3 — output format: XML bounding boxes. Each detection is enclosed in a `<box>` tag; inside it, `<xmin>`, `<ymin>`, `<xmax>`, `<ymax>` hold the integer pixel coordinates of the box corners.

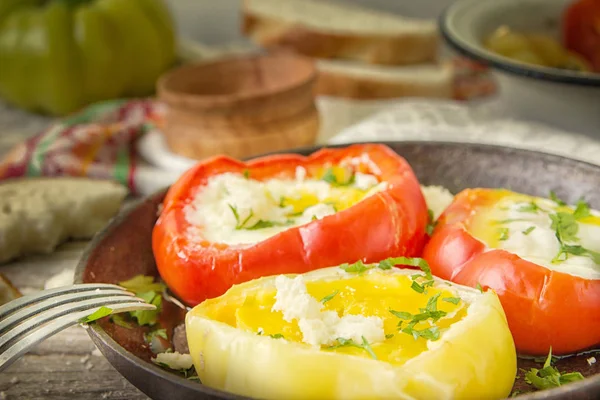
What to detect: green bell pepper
<box><xmin>0</xmin><ymin>0</ymin><xmax>176</xmax><ymax>116</ymax></box>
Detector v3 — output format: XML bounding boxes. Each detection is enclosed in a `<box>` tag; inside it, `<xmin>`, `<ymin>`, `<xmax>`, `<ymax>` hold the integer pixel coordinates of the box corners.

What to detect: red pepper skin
<box><xmin>423</xmin><ymin>189</ymin><xmax>600</xmax><ymax>356</ymax></box>
<box><xmin>153</xmin><ymin>144</ymin><xmax>428</xmax><ymax>306</ymax></box>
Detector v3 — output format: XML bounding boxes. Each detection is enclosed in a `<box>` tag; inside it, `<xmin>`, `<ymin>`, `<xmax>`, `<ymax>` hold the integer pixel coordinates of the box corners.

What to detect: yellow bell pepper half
<box><xmin>0</xmin><ymin>0</ymin><xmax>176</xmax><ymax>116</ymax></box>
<box><xmin>186</xmin><ymin>262</ymin><xmax>517</xmax><ymax>400</ymax></box>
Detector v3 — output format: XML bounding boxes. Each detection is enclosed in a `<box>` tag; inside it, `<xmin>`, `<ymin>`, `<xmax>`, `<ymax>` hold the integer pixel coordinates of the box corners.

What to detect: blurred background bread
<box><xmin>315</xmin><ymin>60</ymin><xmax>454</xmax><ymax>99</ymax></box>
<box><xmin>242</xmin><ymin>0</ymin><xmax>438</xmax><ymax>65</ymax></box>
<box><xmin>240</xmin><ymin>0</ymin><xmax>454</xmax><ymax>101</ymax></box>
<box><xmin>0</xmin><ymin>178</ymin><xmax>127</xmax><ymax>264</ymax></box>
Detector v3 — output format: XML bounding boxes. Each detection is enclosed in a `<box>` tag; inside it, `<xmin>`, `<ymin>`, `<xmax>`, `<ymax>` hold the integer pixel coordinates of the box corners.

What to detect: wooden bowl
<box><xmin>156</xmin><ymin>52</ymin><xmax>320</xmax><ymax>160</ymax></box>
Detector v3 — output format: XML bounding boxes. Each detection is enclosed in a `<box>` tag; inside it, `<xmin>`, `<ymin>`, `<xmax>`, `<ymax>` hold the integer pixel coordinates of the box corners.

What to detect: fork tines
<box><xmin>0</xmin><ymin>283</ymin><xmax>156</xmax><ymax>372</ymax></box>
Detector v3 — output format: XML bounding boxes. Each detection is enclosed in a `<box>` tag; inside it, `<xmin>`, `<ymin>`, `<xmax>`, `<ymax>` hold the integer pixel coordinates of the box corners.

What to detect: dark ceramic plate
<box><xmin>74</xmin><ymin>141</ymin><xmax>600</xmax><ymax>400</ymax></box>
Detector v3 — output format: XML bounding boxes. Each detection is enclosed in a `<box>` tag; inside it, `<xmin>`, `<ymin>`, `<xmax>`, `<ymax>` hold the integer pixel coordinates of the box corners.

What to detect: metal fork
<box><xmin>0</xmin><ymin>283</ymin><xmax>156</xmax><ymax>372</ymax></box>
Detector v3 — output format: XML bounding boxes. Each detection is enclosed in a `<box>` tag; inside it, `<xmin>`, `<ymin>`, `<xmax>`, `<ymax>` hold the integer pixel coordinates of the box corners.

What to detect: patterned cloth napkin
<box><xmin>0</xmin><ymin>100</ymin><xmax>165</xmax><ymax>194</ymax></box>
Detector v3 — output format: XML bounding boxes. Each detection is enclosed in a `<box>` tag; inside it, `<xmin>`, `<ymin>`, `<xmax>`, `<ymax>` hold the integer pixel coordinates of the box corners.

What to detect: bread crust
<box><xmin>242</xmin><ymin>13</ymin><xmax>438</xmax><ymax>66</ymax></box>
<box><xmin>314</xmin><ymin>66</ymin><xmax>454</xmax><ymax>100</ymax></box>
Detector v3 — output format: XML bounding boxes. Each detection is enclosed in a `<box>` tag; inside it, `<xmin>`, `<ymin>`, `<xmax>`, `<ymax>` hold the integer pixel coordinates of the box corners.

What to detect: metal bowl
<box><xmin>75</xmin><ymin>141</ymin><xmax>600</xmax><ymax>400</ymax></box>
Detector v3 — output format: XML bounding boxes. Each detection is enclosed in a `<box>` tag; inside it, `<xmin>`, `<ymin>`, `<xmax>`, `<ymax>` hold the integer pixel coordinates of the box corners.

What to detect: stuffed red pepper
<box><xmin>153</xmin><ymin>144</ymin><xmax>428</xmax><ymax>306</ymax></box>
<box><xmin>423</xmin><ymin>188</ymin><xmax>600</xmax><ymax>355</ymax></box>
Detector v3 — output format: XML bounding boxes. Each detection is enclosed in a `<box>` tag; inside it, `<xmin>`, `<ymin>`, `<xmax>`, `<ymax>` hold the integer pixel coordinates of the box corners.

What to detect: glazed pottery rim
<box><xmin>75</xmin><ymin>140</ymin><xmax>600</xmax><ymax>400</ymax></box>
<box><xmin>439</xmin><ymin>0</ymin><xmax>600</xmax><ymax>87</ymax></box>
<box><xmin>156</xmin><ymin>51</ymin><xmax>318</xmax><ymax>109</ymax></box>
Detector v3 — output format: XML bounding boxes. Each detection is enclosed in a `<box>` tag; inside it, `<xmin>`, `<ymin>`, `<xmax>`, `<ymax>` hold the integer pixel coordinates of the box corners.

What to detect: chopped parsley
<box><xmin>243</xmin><ymin>169</ymin><xmax>250</xmax><ymax>179</ymax></box>
<box><xmin>549</xmin><ymin>191</ymin><xmax>567</xmax><ymax>206</ymax></box>
<box><xmin>522</xmin><ymin>226</ymin><xmax>536</xmax><ymax>235</ymax></box>
<box><xmin>518</xmin><ymin>202</ymin><xmax>540</xmax><ymax>213</ymax></box>
<box><xmin>119</xmin><ymin>275</ymin><xmax>166</xmax><ymax>293</ymax></box>
<box><xmin>573</xmin><ymin>199</ymin><xmax>591</xmax><ymax>220</ymax></box>
<box><xmin>426</xmin><ymin>209</ymin><xmax>436</xmax><ymax>236</ymax></box>
<box><xmin>245</xmin><ymin>219</ymin><xmax>293</xmax><ymax>230</ymax></box>
<box><xmin>110</xmin><ymin>314</ymin><xmax>133</xmax><ymax>329</ymax></box>
<box><xmin>326</xmin><ymin>336</ymin><xmax>377</xmax><ymax>360</ymax></box>
<box><xmin>269</xmin><ymin>333</ymin><xmax>285</xmax><ymax>339</ymax></box>
<box><xmin>320</xmin><ymin>290</ymin><xmax>339</xmax><ymax>304</ymax></box>
<box><xmin>402</xmin><ymin>326</ymin><xmax>440</xmax><ymax>341</ymax></box>
<box><xmin>130</xmin><ymin>291</ymin><xmax>162</xmax><ymax>326</ymax></box>
<box><xmin>389</xmin><ymin>293</ymin><xmax>447</xmax><ymax>341</ymax></box>
<box><xmin>385</xmin><ymin>334</ymin><xmax>394</xmax><ymax>339</ymax></box>
<box><xmin>228</xmin><ymin>204</ymin><xmax>292</xmax><ymax>230</ymax></box>
<box><xmin>119</xmin><ymin>275</ymin><xmax>166</xmax><ymax>327</ymax></box>
<box><xmin>476</xmin><ymin>283</ymin><xmax>484</xmax><ymax>293</ymax></box>
<box><xmin>523</xmin><ymin>347</ymin><xmax>584</xmax><ymax>390</ymax></box>
<box><xmin>498</xmin><ymin>227</ymin><xmax>510</xmax><ymax>241</ymax></box>
<box><xmin>144</xmin><ymin>328</ymin><xmax>168</xmax><ymax>344</ymax></box>
<box><xmin>321</xmin><ymin>167</ymin><xmax>355</xmax><ymax>187</ymax></box>
<box><xmin>442</xmin><ymin>296</ymin><xmax>461</xmax><ymax>305</ymax></box>
<box><xmin>549</xmin><ymin>210</ymin><xmax>600</xmax><ymax>264</ymax></box>
<box><xmin>339</xmin><ymin>260</ymin><xmax>370</xmax><ymax>273</ymax></box>
<box><xmin>79</xmin><ymin>306</ymin><xmax>112</xmax><ymax>324</ymax></box>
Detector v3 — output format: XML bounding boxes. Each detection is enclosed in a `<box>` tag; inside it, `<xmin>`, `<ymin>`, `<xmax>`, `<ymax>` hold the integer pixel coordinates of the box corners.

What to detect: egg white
<box><xmin>184</xmin><ymin>169</ymin><xmax>383</xmax><ymax>246</ymax></box>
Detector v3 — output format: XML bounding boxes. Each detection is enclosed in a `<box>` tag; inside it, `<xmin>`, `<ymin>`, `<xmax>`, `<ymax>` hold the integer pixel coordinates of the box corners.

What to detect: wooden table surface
<box><xmin>0</xmin><ymin>102</ymin><xmax>149</xmax><ymax>399</ymax></box>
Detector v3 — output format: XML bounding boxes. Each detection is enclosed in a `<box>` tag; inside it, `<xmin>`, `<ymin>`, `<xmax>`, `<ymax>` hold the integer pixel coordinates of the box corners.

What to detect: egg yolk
<box><xmin>203</xmin><ymin>272</ymin><xmax>467</xmax><ymax>366</ymax></box>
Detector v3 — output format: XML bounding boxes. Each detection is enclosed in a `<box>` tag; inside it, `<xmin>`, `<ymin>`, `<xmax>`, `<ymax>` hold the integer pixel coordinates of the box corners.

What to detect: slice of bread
<box><xmin>242</xmin><ymin>0</ymin><xmax>438</xmax><ymax>65</ymax></box>
<box><xmin>315</xmin><ymin>60</ymin><xmax>454</xmax><ymax>100</ymax></box>
<box><xmin>0</xmin><ymin>178</ymin><xmax>127</xmax><ymax>264</ymax></box>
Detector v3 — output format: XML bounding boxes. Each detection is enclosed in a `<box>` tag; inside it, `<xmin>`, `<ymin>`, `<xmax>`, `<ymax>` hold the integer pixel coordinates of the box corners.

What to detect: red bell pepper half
<box><xmin>423</xmin><ymin>188</ymin><xmax>600</xmax><ymax>355</ymax></box>
<box><xmin>153</xmin><ymin>144</ymin><xmax>428</xmax><ymax>306</ymax></box>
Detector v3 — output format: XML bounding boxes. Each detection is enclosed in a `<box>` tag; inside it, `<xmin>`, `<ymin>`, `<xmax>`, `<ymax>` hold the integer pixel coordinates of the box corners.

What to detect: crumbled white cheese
<box><xmin>588</xmin><ymin>357</ymin><xmax>597</xmax><ymax>366</ymax></box>
<box><xmin>354</xmin><ymin>172</ymin><xmax>379</xmax><ymax>191</ymax></box>
<box><xmin>420</xmin><ymin>185</ymin><xmax>454</xmax><ymax>220</ymax></box>
<box><xmin>152</xmin><ymin>352</ymin><xmax>193</xmax><ymax>371</ymax></box>
<box><xmin>295</xmin><ymin>166</ymin><xmax>307</xmax><ymax>181</ymax></box>
<box><xmin>272</xmin><ymin>276</ymin><xmax>385</xmax><ymax>347</ymax></box>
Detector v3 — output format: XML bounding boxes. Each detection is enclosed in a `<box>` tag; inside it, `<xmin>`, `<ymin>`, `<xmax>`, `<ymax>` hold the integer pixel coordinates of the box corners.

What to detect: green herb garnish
<box><xmin>522</xmin><ymin>226</ymin><xmax>536</xmax><ymax>235</ymax></box>
<box><xmin>119</xmin><ymin>275</ymin><xmax>166</xmax><ymax>293</ymax></box>
<box><xmin>110</xmin><ymin>314</ymin><xmax>133</xmax><ymax>329</ymax></box>
<box><xmin>498</xmin><ymin>227</ymin><xmax>510</xmax><ymax>241</ymax></box>
<box><xmin>243</xmin><ymin>169</ymin><xmax>250</xmax><ymax>179</ymax></box>
<box><xmin>320</xmin><ymin>290</ymin><xmax>339</xmax><ymax>304</ymax></box>
<box><xmin>326</xmin><ymin>336</ymin><xmax>377</xmax><ymax>360</ymax></box>
<box><xmin>476</xmin><ymin>283</ymin><xmax>484</xmax><ymax>293</ymax></box>
<box><xmin>389</xmin><ymin>294</ymin><xmax>447</xmax><ymax>341</ymax></box>
<box><xmin>549</xmin><ymin>191</ymin><xmax>567</xmax><ymax>206</ymax></box>
<box><xmin>228</xmin><ymin>204</ymin><xmax>292</xmax><ymax>230</ymax></box>
<box><xmin>549</xmin><ymin>210</ymin><xmax>600</xmax><ymax>264</ymax></box>
<box><xmin>339</xmin><ymin>260</ymin><xmax>370</xmax><ymax>273</ymax></box>
<box><xmin>130</xmin><ymin>291</ymin><xmax>162</xmax><ymax>326</ymax></box>
<box><xmin>118</xmin><ymin>275</ymin><xmax>164</xmax><ymax>327</ymax></box>
<box><xmin>426</xmin><ymin>209</ymin><xmax>436</xmax><ymax>236</ymax></box>
<box><xmin>518</xmin><ymin>202</ymin><xmax>540</xmax><ymax>213</ymax></box>
<box><xmin>524</xmin><ymin>347</ymin><xmax>584</xmax><ymax>390</ymax></box>
<box><xmin>144</xmin><ymin>328</ymin><xmax>168</xmax><ymax>344</ymax></box>
<box><xmin>269</xmin><ymin>333</ymin><xmax>285</xmax><ymax>339</ymax></box>
<box><xmin>442</xmin><ymin>296</ymin><xmax>461</xmax><ymax>305</ymax></box>
<box><xmin>79</xmin><ymin>306</ymin><xmax>112</xmax><ymax>324</ymax></box>
<box><xmin>385</xmin><ymin>334</ymin><xmax>394</xmax><ymax>339</ymax></box>
<box><xmin>321</xmin><ymin>167</ymin><xmax>355</xmax><ymax>186</ymax></box>
<box><xmin>402</xmin><ymin>325</ymin><xmax>440</xmax><ymax>341</ymax></box>
<box><xmin>573</xmin><ymin>199</ymin><xmax>591</xmax><ymax>220</ymax></box>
